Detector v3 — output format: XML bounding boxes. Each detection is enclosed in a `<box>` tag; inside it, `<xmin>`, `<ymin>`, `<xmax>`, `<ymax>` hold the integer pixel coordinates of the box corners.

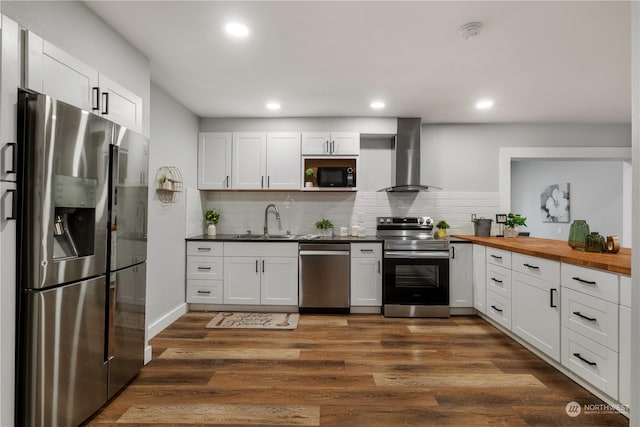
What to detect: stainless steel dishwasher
<box><xmin>299</xmin><ymin>243</ymin><xmax>350</xmax><ymax>313</ymax></box>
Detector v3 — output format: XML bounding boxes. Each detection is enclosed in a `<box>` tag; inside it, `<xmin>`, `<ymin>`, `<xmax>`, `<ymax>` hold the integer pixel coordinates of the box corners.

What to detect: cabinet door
<box><xmin>330</xmin><ymin>132</ymin><xmax>360</xmax><ymax>155</ymax></box>
<box><xmin>198</xmin><ymin>133</ymin><xmax>232</xmax><ymax>189</ymax></box>
<box><xmin>449</xmin><ymin>243</ymin><xmax>473</xmax><ymax>308</ymax></box>
<box><xmin>512</xmin><ymin>271</ymin><xmax>560</xmax><ymax>361</ymax></box>
<box><xmin>301</xmin><ymin>132</ymin><xmax>330</xmax><ymax>155</ymax></box>
<box><xmin>1</xmin><ymin>16</ymin><xmax>20</xmax><ymax>183</ymax></box>
<box><xmin>472</xmin><ymin>245</ymin><xmax>486</xmax><ymax>313</ymax></box>
<box><xmin>350</xmin><ymin>257</ymin><xmax>382</xmax><ymax>306</ymax></box>
<box><xmin>260</xmin><ymin>257</ymin><xmax>298</xmax><ymax>305</ymax></box>
<box><xmin>223</xmin><ymin>257</ymin><xmax>261</xmax><ymax>304</ymax></box>
<box><xmin>98</xmin><ymin>74</ymin><xmax>143</xmax><ymax>133</ymax></box>
<box><xmin>25</xmin><ymin>31</ymin><xmax>98</xmax><ymax>112</ymax></box>
<box><xmin>232</xmin><ymin>133</ymin><xmax>266</xmax><ymax>189</ymax></box>
<box><xmin>619</xmin><ymin>305</ymin><xmax>630</xmax><ymax>407</ymax></box>
<box><xmin>266</xmin><ymin>133</ymin><xmax>301</xmax><ymax>189</ymax></box>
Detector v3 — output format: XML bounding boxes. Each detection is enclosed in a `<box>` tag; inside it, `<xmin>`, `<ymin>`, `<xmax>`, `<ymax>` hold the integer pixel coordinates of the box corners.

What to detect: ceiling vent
<box><xmin>458</xmin><ymin>22</ymin><xmax>483</xmax><ymax>40</ymax></box>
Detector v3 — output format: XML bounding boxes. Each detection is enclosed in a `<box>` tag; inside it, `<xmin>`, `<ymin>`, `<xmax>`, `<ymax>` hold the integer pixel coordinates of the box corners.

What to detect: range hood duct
<box><xmin>380</xmin><ymin>117</ymin><xmax>440</xmax><ymax>192</ymax></box>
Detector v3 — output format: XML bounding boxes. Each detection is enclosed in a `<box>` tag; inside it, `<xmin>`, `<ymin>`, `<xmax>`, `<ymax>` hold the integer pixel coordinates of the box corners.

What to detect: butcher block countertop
<box><xmin>453</xmin><ymin>235</ymin><xmax>631</xmax><ymax>276</ymax></box>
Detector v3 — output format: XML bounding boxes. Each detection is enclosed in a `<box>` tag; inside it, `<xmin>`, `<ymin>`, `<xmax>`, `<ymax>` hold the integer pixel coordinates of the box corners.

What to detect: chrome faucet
<box><xmin>264</xmin><ymin>203</ymin><xmax>281</xmax><ymax>237</ymax></box>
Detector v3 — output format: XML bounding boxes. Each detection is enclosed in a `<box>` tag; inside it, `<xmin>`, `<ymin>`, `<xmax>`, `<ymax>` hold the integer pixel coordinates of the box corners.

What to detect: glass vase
<box><xmin>568</xmin><ymin>220</ymin><xmax>589</xmax><ymax>251</ymax></box>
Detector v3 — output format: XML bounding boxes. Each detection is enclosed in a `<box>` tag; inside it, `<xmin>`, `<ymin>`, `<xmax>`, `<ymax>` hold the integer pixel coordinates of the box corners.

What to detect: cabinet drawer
<box><xmin>561</xmin><ymin>288</ymin><xmax>618</xmax><ymax>351</ymax></box>
<box><xmin>486</xmin><ymin>247</ymin><xmax>511</xmax><ymax>268</ymax></box>
<box><xmin>224</xmin><ymin>242</ymin><xmax>298</xmax><ymax>257</ymax></box>
<box><xmin>187</xmin><ymin>280</ymin><xmax>223</xmax><ymax>303</ymax></box>
<box><xmin>620</xmin><ymin>275</ymin><xmax>631</xmax><ymax>308</ymax></box>
<box><xmin>561</xmin><ymin>264</ymin><xmax>619</xmax><ymax>304</ymax></box>
<box><xmin>186</xmin><ymin>256</ymin><xmax>223</xmax><ymax>280</ymax></box>
<box><xmin>486</xmin><ymin>291</ymin><xmax>511</xmax><ymax>330</ymax></box>
<box><xmin>486</xmin><ymin>264</ymin><xmax>512</xmax><ymax>299</ymax></box>
<box><xmin>512</xmin><ymin>253</ymin><xmax>560</xmax><ymax>284</ymax></box>
<box><xmin>561</xmin><ymin>327</ymin><xmax>618</xmax><ymax>399</ymax></box>
<box><xmin>187</xmin><ymin>241</ymin><xmax>224</xmax><ymax>257</ymax></box>
<box><xmin>351</xmin><ymin>243</ymin><xmax>382</xmax><ymax>258</ymax></box>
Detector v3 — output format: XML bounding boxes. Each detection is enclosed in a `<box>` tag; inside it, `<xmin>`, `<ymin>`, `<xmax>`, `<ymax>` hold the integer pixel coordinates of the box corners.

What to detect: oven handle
<box><xmin>384</xmin><ymin>251</ymin><xmax>451</xmax><ymax>259</ymax></box>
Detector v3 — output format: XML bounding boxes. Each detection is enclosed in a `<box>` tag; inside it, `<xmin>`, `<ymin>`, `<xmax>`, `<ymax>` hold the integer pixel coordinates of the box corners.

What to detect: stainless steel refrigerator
<box><xmin>15</xmin><ymin>88</ymin><xmax>148</xmax><ymax>426</ymax></box>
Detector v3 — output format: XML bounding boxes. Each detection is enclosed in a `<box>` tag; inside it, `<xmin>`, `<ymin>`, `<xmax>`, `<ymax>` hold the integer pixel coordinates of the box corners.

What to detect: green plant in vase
<box><xmin>435</xmin><ymin>220</ymin><xmax>450</xmax><ymax>239</ymax></box>
<box><xmin>504</xmin><ymin>213</ymin><xmax>526</xmax><ymax>237</ymax></box>
<box><xmin>304</xmin><ymin>168</ymin><xmax>314</xmax><ymax>188</ymax></box>
<box><xmin>205</xmin><ymin>209</ymin><xmax>220</xmax><ymax>236</ymax></box>
<box><xmin>315</xmin><ymin>218</ymin><xmax>333</xmax><ymax>237</ymax></box>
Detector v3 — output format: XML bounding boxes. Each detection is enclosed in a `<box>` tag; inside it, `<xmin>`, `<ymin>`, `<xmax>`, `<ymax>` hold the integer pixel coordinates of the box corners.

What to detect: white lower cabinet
<box><xmin>486</xmin><ymin>291</ymin><xmax>511</xmax><ymax>330</ymax></box>
<box><xmin>350</xmin><ymin>243</ymin><xmax>382</xmax><ymax>307</ymax></box>
<box><xmin>223</xmin><ymin>243</ymin><xmax>298</xmax><ymax>306</ymax></box>
<box><xmin>562</xmin><ymin>327</ymin><xmax>619</xmax><ymax>399</ymax></box>
<box><xmin>618</xmin><ymin>275</ymin><xmax>631</xmax><ymax>407</ymax></box>
<box><xmin>449</xmin><ymin>243</ymin><xmax>473</xmax><ymax>308</ymax></box>
<box><xmin>512</xmin><ymin>271</ymin><xmax>560</xmax><ymax>361</ymax></box>
<box><xmin>486</xmin><ymin>264</ymin><xmax>511</xmax><ymax>300</ymax></box>
<box><xmin>472</xmin><ymin>244</ymin><xmax>486</xmax><ymax>313</ymax></box>
<box><xmin>186</xmin><ymin>242</ymin><xmax>224</xmax><ymax>304</ymax></box>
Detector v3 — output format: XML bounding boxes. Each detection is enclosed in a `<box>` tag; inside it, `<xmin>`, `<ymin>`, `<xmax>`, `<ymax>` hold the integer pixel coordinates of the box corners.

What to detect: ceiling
<box><xmin>85</xmin><ymin>1</ymin><xmax>630</xmax><ymax>123</ymax></box>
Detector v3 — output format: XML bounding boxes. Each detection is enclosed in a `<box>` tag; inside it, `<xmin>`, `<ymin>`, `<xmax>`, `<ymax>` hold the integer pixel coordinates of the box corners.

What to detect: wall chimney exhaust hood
<box><xmin>379</xmin><ymin>117</ymin><xmax>441</xmax><ymax>192</ymax></box>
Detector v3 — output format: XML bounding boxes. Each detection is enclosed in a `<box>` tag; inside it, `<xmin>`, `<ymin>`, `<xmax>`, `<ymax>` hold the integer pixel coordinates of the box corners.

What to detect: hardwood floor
<box><xmin>88</xmin><ymin>313</ymin><xmax>628</xmax><ymax>426</ymax></box>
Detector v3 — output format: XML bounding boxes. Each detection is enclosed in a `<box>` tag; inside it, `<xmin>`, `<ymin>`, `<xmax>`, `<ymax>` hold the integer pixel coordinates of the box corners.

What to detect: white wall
<box><xmin>1</xmin><ymin>0</ymin><xmax>151</xmax><ymax>136</ymax></box>
<box><xmin>511</xmin><ymin>160</ymin><xmax>625</xmax><ymax>242</ymax></box>
<box><xmin>422</xmin><ymin>123</ymin><xmax>631</xmax><ymax>191</ymax></box>
<box><xmin>147</xmin><ymin>82</ymin><xmax>198</xmax><ymax>339</ymax></box>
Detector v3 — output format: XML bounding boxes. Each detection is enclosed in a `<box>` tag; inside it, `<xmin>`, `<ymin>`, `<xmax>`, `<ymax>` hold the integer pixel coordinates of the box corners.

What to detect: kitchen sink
<box><xmin>230</xmin><ymin>234</ymin><xmax>299</xmax><ymax>240</ymax></box>
<box><xmin>265</xmin><ymin>234</ymin><xmax>299</xmax><ymax>240</ymax></box>
<box><xmin>232</xmin><ymin>234</ymin><xmax>266</xmax><ymax>240</ymax></box>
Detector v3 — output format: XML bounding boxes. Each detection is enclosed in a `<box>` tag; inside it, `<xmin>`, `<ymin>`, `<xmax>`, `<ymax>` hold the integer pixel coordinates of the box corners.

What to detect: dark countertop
<box><xmin>453</xmin><ymin>235</ymin><xmax>631</xmax><ymax>276</ymax></box>
<box><xmin>186</xmin><ymin>234</ymin><xmax>384</xmax><ymax>243</ymax></box>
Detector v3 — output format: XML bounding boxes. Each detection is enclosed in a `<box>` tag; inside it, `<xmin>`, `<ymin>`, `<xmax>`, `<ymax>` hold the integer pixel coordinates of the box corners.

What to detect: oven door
<box><xmin>383</xmin><ymin>251</ymin><xmax>450</xmax><ymax>306</ymax></box>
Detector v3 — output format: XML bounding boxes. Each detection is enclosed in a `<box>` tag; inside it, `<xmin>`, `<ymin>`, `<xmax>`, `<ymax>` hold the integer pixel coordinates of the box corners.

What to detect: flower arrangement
<box><xmin>204</xmin><ymin>209</ymin><xmax>220</xmax><ymax>225</ymax></box>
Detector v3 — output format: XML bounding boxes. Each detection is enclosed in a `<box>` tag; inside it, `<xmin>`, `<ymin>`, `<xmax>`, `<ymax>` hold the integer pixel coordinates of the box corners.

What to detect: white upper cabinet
<box><xmin>25</xmin><ymin>32</ymin><xmax>98</xmax><ymax>112</ymax></box>
<box><xmin>266</xmin><ymin>132</ymin><xmax>301</xmax><ymax>189</ymax></box>
<box><xmin>97</xmin><ymin>74</ymin><xmax>143</xmax><ymax>133</ymax></box>
<box><xmin>232</xmin><ymin>133</ymin><xmax>267</xmax><ymax>189</ymax></box>
<box><xmin>301</xmin><ymin>132</ymin><xmax>359</xmax><ymax>156</ymax></box>
<box><xmin>24</xmin><ymin>31</ymin><xmax>144</xmax><ymax>134</ymax></box>
<box><xmin>1</xmin><ymin>15</ymin><xmax>20</xmax><ymax>183</ymax></box>
<box><xmin>198</xmin><ymin>133</ymin><xmax>232</xmax><ymax>189</ymax></box>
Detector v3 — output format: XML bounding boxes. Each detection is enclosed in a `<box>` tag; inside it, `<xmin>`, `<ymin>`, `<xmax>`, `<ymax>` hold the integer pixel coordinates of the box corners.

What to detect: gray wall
<box><xmin>2</xmin><ymin>0</ymin><xmax>151</xmax><ymax>136</ymax></box>
<box><xmin>511</xmin><ymin>160</ymin><xmax>624</xmax><ymax>241</ymax></box>
<box><xmin>147</xmin><ymin>82</ymin><xmax>198</xmax><ymax>333</ymax></box>
<box><xmin>422</xmin><ymin>123</ymin><xmax>631</xmax><ymax>191</ymax></box>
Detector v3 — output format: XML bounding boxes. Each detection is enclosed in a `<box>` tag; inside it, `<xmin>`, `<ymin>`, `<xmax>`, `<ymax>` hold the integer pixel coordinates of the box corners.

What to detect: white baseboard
<box><xmin>147</xmin><ymin>303</ymin><xmax>188</xmax><ymax>340</ymax></box>
<box><xmin>144</xmin><ymin>345</ymin><xmax>153</xmax><ymax>364</ymax></box>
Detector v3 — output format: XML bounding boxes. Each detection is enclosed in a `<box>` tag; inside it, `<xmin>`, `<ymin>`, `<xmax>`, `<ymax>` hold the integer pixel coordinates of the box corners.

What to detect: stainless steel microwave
<box><xmin>317</xmin><ymin>167</ymin><xmax>356</xmax><ymax>188</ymax></box>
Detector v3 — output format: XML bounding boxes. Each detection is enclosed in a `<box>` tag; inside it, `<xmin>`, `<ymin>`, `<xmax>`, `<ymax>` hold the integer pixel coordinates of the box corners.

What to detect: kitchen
<box><xmin>0</xmin><ymin>1</ymin><xmax>638</xmax><ymax>426</ymax></box>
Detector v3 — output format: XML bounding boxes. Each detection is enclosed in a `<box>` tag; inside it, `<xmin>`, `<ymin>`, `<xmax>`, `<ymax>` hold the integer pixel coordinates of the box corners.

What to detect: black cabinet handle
<box><xmin>377</xmin><ymin>260</ymin><xmax>381</xmax><ymax>274</ymax></box>
<box><xmin>491</xmin><ymin>305</ymin><xmax>503</xmax><ymax>313</ymax></box>
<box><xmin>451</xmin><ymin>246</ymin><xmax>455</xmax><ymax>259</ymax></box>
<box><xmin>573</xmin><ymin>352</ymin><xmax>597</xmax><ymax>366</ymax></box>
<box><xmin>523</xmin><ymin>263</ymin><xmax>539</xmax><ymax>269</ymax></box>
<box><xmin>101</xmin><ymin>92</ymin><xmax>109</xmax><ymax>115</ymax></box>
<box><xmin>197</xmin><ymin>290</ymin><xmax>211</xmax><ymax>295</ymax></box>
<box><xmin>226</xmin><ymin>176</ymin><xmax>229</xmax><ymax>188</ymax></box>
<box><xmin>572</xmin><ymin>277</ymin><xmax>596</xmax><ymax>285</ymax></box>
<box><xmin>262</xmin><ymin>260</ymin><xmax>265</xmax><ymax>273</ymax></box>
<box><xmin>255</xmin><ymin>260</ymin><xmax>259</xmax><ymax>273</ymax></box>
<box><xmin>6</xmin><ymin>189</ymin><xmax>16</xmax><ymax>220</ymax></box>
<box><xmin>490</xmin><ymin>277</ymin><xmax>503</xmax><ymax>284</ymax></box>
<box><xmin>490</xmin><ymin>254</ymin><xmax>503</xmax><ymax>260</ymax></box>
<box><xmin>92</xmin><ymin>87</ymin><xmax>100</xmax><ymax>110</ymax></box>
<box><xmin>5</xmin><ymin>142</ymin><xmax>16</xmax><ymax>174</ymax></box>
<box><xmin>550</xmin><ymin>288</ymin><xmax>558</xmax><ymax>308</ymax></box>
<box><xmin>360</xmin><ymin>249</ymin><xmax>374</xmax><ymax>253</ymax></box>
<box><xmin>261</xmin><ymin>176</ymin><xmax>264</xmax><ymax>189</ymax></box>
<box><xmin>197</xmin><ymin>267</ymin><xmax>212</xmax><ymax>271</ymax></box>
<box><xmin>573</xmin><ymin>311</ymin><xmax>597</xmax><ymax>322</ymax></box>
<box><xmin>197</xmin><ymin>247</ymin><xmax>211</xmax><ymax>252</ymax></box>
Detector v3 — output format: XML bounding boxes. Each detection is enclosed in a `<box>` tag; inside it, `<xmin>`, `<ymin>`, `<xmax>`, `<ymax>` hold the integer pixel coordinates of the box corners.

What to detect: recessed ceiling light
<box><xmin>225</xmin><ymin>22</ymin><xmax>249</xmax><ymax>38</ymax></box>
<box><xmin>370</xmin><ymin>101</ymin><xmax>385</xmax><ymax>110</ymax></box>
<box><xmin>266</xmin><ymin>102</ymin><xmax>281</xmax><ymax>110</ymax></box>
<box><xmin>475</xmin><ymin>99</ymin><xmax>494</xmax><ymax>110</ymax></box>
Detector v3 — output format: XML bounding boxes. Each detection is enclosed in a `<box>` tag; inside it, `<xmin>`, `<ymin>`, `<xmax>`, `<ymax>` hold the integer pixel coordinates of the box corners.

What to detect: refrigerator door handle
<box><xmin>107</xmin><ymin>279</ymin><xmax>116</xmax><ymax>361</ymax></box>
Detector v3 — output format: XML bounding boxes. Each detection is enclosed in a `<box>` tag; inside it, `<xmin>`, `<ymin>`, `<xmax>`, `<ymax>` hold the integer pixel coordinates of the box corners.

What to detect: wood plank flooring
<box><xmin>87</xmin><ymin>313</ymin><xmax>628</xmax><ymax>426</ymax></box>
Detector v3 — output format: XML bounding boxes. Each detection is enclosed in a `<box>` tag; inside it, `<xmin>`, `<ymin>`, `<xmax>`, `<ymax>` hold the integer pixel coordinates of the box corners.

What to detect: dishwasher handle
<box><xmin>300</xmin><ymin>250</ymin><xmax>350</xmax><ymax>256</ymax></box>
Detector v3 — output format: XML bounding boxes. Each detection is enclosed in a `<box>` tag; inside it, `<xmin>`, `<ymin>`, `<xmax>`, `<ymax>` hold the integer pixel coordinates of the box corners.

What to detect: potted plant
<box><xmin>435</xmin><ymin>220</ymin><xmax>450</xmax><ymax>239</ymax></box>
<box><xmin>504</xmin><ymin>213</ymin><xmax>526</xmax><ymax>238</ymax></box>
<box><xmin>304</xmin><ymin>168</ymin><xmax>314</xmax><ymax>188</ymax></box>
<box><xmin>204</xmin><ymin>209</ymin><xmax>221</xmax><ymax>236</ymax></box>
<box><xmin>315</xmin><ymin>218</ymin><xmax>334</xmax><ymax>237</ymax></box>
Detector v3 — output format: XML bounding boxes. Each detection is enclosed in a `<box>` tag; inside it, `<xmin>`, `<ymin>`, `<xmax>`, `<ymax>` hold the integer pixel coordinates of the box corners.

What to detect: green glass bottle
<box><xmin>568</xmin><ymin>220</ymin><xmax>589</xmax><ymax>251</ymax></box>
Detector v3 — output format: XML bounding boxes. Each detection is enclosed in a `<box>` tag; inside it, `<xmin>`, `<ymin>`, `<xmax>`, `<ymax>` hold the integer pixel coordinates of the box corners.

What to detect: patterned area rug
<box><xmin>205</xmin><ymin>312</ymin><xmax>299</xmax><ymax>330</ymax></box>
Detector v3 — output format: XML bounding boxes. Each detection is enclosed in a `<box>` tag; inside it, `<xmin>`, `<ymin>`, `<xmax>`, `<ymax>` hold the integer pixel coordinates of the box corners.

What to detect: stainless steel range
<box><xmin>377</xmin><ymin>216</ymin><xmax>450</xmax><ymax>317</ymax></box>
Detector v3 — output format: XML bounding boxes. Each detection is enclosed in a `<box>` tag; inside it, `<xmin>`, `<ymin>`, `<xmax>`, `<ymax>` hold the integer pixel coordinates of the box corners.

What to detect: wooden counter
<box><xmin>453</xmin><ymin>235</ymin><xmax>631</xmax><ymax>276</ymax></box>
